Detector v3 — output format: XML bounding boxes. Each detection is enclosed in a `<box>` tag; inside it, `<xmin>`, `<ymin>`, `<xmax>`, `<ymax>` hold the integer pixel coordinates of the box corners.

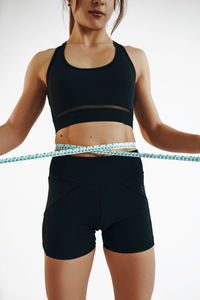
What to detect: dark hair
<box><xmin>62</xmin><ymin>0</ymin><xmax>127</xmax><ymax>37</ymax></box>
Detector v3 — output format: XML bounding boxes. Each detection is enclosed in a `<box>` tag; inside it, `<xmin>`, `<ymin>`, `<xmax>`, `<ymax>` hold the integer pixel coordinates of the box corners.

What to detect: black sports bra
<box><xmin>46</xmin><ymin>40</ymin><xmax>136</xmax><ymax>133</ymax></box>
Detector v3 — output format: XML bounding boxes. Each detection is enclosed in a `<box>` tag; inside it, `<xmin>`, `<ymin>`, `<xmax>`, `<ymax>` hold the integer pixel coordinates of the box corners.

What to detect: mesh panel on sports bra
<box><xmin>55</xmin><ymin>105</ymin><xmax>132</xmax><ymax>120</ymax></box>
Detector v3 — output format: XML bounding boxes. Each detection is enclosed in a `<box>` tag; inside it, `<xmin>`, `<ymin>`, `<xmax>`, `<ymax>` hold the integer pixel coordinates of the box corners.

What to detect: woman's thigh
<box><xmin>103</xmin><ymin>245</ymin><xmax>156</xmax><ymax>300</ymax></box>
<box><xmin>44</xmin><ymin>248</ymin><xmax>96</xmax><ymax>300</ymax></box>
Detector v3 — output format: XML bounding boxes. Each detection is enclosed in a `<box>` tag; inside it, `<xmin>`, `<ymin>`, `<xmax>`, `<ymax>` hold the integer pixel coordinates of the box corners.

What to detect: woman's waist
<box><xmin>55</xmin><ymin>123</ymin><xmax>136</xmax><ymax>156</ymax></box>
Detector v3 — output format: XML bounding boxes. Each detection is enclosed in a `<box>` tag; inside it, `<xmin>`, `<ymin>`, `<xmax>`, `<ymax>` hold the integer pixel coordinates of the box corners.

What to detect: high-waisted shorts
<box><xmin>42</xmin><ymin>149</ymin><xmax>154</xmax><ymax>260</ymax></box>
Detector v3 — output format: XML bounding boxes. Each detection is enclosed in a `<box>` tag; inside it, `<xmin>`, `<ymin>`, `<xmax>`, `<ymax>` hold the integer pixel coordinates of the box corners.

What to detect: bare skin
<box><xmin>44</xmin><ymin>248</ymin><xmax>96</xmax><ymax>300</ymax></box>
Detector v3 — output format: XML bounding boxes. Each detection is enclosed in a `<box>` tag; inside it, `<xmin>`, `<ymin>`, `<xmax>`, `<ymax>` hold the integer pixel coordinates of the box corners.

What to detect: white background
<box><xmin>0</xmin><ymin>0</ymin><xmax>200</xmax><ymax>299</ymax></box>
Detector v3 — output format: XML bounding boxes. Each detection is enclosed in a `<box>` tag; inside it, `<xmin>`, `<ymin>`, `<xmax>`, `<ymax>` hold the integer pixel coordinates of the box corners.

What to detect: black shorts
<box><xmin>42</xmin><ymin>149</ymin><xmax>154</xmax><ymax>260</ymax></box>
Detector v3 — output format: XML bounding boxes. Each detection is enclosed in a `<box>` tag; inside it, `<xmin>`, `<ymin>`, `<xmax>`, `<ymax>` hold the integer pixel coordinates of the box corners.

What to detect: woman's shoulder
<box><xmin>34</xmin><ymin>46</ymin><xmax>57</xmax><ymax>89</ymax></box>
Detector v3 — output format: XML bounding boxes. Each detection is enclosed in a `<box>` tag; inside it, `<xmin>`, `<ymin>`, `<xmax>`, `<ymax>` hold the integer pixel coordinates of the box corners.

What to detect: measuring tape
<box><xmin>0</xmin><ymin>142</ymin><xmax>200</xmax><ymax>164</ymax></box>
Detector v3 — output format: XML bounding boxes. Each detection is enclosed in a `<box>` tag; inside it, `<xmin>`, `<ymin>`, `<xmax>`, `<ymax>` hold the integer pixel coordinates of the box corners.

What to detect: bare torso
<box><xmin>39</xmin><ymin>41</ymin><xmax>139</xmax><ymax>157</ymax></box>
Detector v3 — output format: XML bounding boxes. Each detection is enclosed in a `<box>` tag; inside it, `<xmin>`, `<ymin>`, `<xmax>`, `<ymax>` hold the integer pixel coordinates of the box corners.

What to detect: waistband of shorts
<box><xmin>48</xmin><ymin>149</ymin><xmax>143</xmax><ymax>185</ymax></box>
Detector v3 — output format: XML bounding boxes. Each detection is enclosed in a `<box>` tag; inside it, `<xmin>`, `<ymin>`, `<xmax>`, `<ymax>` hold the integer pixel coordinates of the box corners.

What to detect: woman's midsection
<box><xmin>54</xmin><ymin>122</ymin><xmax>137</xmax><ymax>157</ymax></box>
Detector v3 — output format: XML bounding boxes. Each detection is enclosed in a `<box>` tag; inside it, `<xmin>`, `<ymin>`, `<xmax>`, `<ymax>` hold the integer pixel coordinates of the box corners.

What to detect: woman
<box><xmin>2</xmin><ymin>0</ymin><xmax>200</xmax><ymax>299</ymax></box>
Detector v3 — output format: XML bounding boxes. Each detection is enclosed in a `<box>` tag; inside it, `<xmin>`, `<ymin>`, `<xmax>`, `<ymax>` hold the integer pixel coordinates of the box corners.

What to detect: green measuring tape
<box><xmin>0</xmin><ymin>142</ymin><xmax>200</xmax><ymax>164</ymax></box>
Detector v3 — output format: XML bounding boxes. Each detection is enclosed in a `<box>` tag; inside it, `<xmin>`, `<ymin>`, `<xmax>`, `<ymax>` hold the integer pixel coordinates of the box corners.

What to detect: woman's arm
<box><xmin>0</xmin><ymin>50</ymin><xmax>47</xmax><ymax>156</ymax></box>
<box><xmin>0</xmin><ymin>122</ymin><xmax>23</xmax><ymax>155</ymax></box>
<box><xmin>131</xmin><ymin>47</ymin><xmax>200</xmax><ymax>154</ymax></box>
<box><xmin>149</xmin><ymin>123</ymin><xmax>200</xmax><ymax>154</ymax></box>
